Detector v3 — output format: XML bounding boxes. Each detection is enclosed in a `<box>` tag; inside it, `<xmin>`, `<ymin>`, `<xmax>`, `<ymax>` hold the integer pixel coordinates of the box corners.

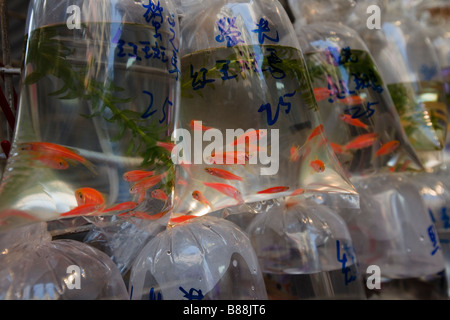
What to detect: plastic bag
<box><xmin>0</xmin><ymin>224</ymin><xmax>128</xmax><ymax>300</ymax></box>
<box><xmin>170</xmin><ymin>0</ymin><xmax>358</xmax><ymax>222</ymax></box>
<box><xmin>295</xmin><ymin>22</ymin><xmax>424</xmax><ymax>176</ymax></box>
<box><xmin>343</xmin><ymin>172</ymin><xmax>448</xmax><ymax>299</ymax></box>
<box><xmin>128</xmin><ymin>215</ymin><xmax>267</xmax><ymax>300</ymax></box>
<box><xmin>348</xmin><ymin>0</ymin><xmax>448</xmax><ymax>171</ymax></box>
<box><xmin>0</xmin><ymin>0</ymin><xmax>181</xmax><ymax>232</ymax></box>
<box><xmin>247</xmin><ymin>198</ymin><xmax>367</xmax><ymax>300</ymax></box>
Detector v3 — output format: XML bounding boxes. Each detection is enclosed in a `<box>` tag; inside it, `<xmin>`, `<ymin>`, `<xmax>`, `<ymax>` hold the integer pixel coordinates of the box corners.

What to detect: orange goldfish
<box><xmin>204</xmin><ymin>168</ymin><xmax>243</xmax><ymax>181</ymax></box>
<box><xmin>344</xmin><ymin>133</ymin><xmax>379</xmax><ymax>150</ymax></box>
<box><xmin>151</xmin><ymin>189</ymin><xmax>168</xmax><ymax>201</ymax></box>
<box><xmin>129</xmin><ymin>171</ymin><xmax>168</xmax><ymax>194</ymax></box>
<box><xmin>33</xmin><ymin>155</ymin><xmax>69</xmax><ymax>170</ymax></box>
<box><xmin>257</xmin><ymin>186</ymin><xmax>290</xmax><ymax>194</ymax></box>
<box><xmin>192</xmin><ymin>190</ymin><xmax>212</xmax><ymax>208</ymax></box>
<box><xmin>60</xmin><ymin>203</ymin><xmax>104</xmax><ymax>217</ymax></box>
<box><xmin>232</xmin><ymin>130</ymin><xmax>267</xmax><ymax>146</ymax></box>
<box><xmin>123</xmin><ymin>170</ymin><xmax>156</xmax><ymax>182</ymax></box>
<box><xmin>339</xmin><ymin>114</ymin><xmax>369</xmax><ymax>130</ymax></box>
<box><xmin>75</xmin><ymin>187</ymin><xmax>105</xmax><ymax>206</ymax></box>
<box><xmin>20</xmin><ymin>141</ymin><xmax>96</xmax><ymax>173</ymax></box>
<box><xmin>375</xmin><ymin>140</ymin><xmax>400</xmax><ymax>156</ymax></box>
<box><xmin>289</xmin><ymin>145</ymin><xmax>300</xmax><ymax>162</ymax></box>
<box><xmin>203</xmin><ymin>182</ymin><xmax>244</xmax><ymax>204</ymax></box>
<box><xmin>190</xmin><ymin>120</ymin><xmax>214</xmax><ymax>131</ymax></box>
<box><xmin>313</xmin><ymin>87</ymin><xmax>331</xmax><ymax>102</ymax></box>
<box><xmin>307</xmin><ymin>124</ymin><xmax>325</xmax><ymax>141</ymax></box>
<box><xmin>102</xmin><ymin>201</ymin><xmax>138</xmax><ymax>213</ymax></box>
<box><xmin>310</xmin><ymin>159</ymin><xmax>325</xmax><ymax>173</ymax></box>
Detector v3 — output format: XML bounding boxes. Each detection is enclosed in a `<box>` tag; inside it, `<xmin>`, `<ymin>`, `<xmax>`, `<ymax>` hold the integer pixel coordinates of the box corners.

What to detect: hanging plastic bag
<box><xmin>0</xmin><ymin>223</ymin><xmax>128</xmax><ymax>300</ymax></box>
<box><xmin>344</xmin><ymin>172</ymin><xmax>448</xmax><ymax>299</ymax></box>
<box><xmin>170</xmin><ymin>0</ymin><xmax>358</xmax><ymax>223</ymax></box>
<box><xmin>128</xmin><ymin>215</ymin><xmax>267</xmax><ymax>300</ymax></box>
<box><xmin>0</xmin><ymin>0</ymin><xmax>181</xmax><ymax>232</ymax></box>
<box><xmin>247</xmin><ymin>198</ymin><xmax>367</xmax><ymax>300</ymax></box>
<box><xmin>347</xmin><ymin>0</ymin><xmax>448</xmax><ymax>171</ymax></box>
<box><xmin>295</xmin><ymin>22</ymin><xmax>424</xmax><ymax>176</ymax></box>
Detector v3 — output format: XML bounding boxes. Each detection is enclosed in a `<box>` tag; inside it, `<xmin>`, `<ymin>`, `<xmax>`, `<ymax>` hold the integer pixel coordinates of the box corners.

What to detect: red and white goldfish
<box><xmin>33</xmin><ymin>155</ymin><xmax>69</xmax><ymax>170</ymax></box>
<box><xmin>329</xmin><ymin>142</ymin><xmax>348</xmax><ymax>155</ymax></box>
<box><xmin>203</xmin><ymin>182</ymin><xmax>244</xmax><ymax>204</ymax></box>
<box><xmin>313</xmin><ymin>87</ymin><xmax>331</xmax><ymax>102</ymax></box>
<box><xmin>290</xmin><ymin>145</ymin><xmax>300</xmax><ymax>162</ymax></box>
<box><xmin>209</xmin><ymin>151</ymin><xmax>250</xmax><ymax>164</ymax></box>
<box><xmin>102</xmin><ymin>201</ymin><xmax>139</xmax><ymax>213</ymax></box>
<box><xmin>192</xmin><ymin>190</ymin><xmax>212</xmax><ymax>208</ymax></box>
<box><xmin>204</xmin><ymin>167</ymin><xmax>243</xmax><ymax>181</ymax></box>
<box><xmin>339</xmin><ymin>114</ymin><xmax>369</xmax><ymax>130</ymax></box>
<box><xmin>290</xmin><ymin>187</ymin><xmax>306</xmax><ymax>196</ymax></box>
<box><xmin>344</xmin><ymin>133</ymin><xmax>379</xmax><ymax>150</ymax></box>
<box><xmin>60</xmin><ymin>203</ymin><xmax>104</xmax><ymax>217</ymax></box>
<box><xmin>169</xmin><ymin>214</ymin><xmax>197</xmax><ymax>224</ymax></box>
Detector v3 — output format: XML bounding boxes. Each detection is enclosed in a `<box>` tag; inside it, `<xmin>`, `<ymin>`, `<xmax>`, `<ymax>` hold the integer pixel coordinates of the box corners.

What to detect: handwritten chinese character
<box><xmin>142</xmin><ymin>0</ymin><xmax>164</xmax><ymax>40</ymax></box>
<box><xmin>149</xmin><ymin>287</ymin><xmax>162</xmax><ymax>300</ymax></box>
<box><xmin>352</xmin><ymin>71</ymin><xmax>383</xmax><ymax>94</ymax></box>
<box><xmin>216</xmin><ymin>17</ymin><xmax>244</xmax><ymax>47</ymax></box>
<box><xmin>263</xmin><ymin>48</ymin><xmax>286</xmax><ymax>79</ymax></box>
<box><xmin>252</xmin><ymin>18</ymin><xmax>279</xmax><ymax>44</ymax></box>
<box><xmin>441</xmin><ymin>207</ymin><xmax>450</xmax><ymax>229</ymax></box>
<box><xmin>190</xmin><ymin>65</ymin><xmax>215</xmax><ymax>91</ymax></box>
<box><xmin>217</xmin><ymin>60</ymin><xmax>238</xmax><ymax>81</ymax></box>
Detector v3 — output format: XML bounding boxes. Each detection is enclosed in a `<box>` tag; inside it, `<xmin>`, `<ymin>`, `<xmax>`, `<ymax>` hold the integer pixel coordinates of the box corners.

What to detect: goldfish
<box><xmin>204</xmin><ymin>168</ymin><xmax>243</xmax><ymax>181</ymax></box>
<box><xmin>190</xmin><ymin>120</ymin><xmax>214</xmax><ymax>131</ymax></box>
<box><xmin>151</xmin><ymin>189</ymin><xmax>168</xmax><ymax>201</ymax></box>
<box><xmin>231</xmin><ymin>130</ymin><xmax>267</xmax><ymax>146</ymax></box>
<box><xmin>289</xmin><ymin>145</ymin><xmax>300</xmax><ymax>162</ymax></box>
<box><xmin>169</xmin><ymin>214</ymin><xmax>197</xmax><ymax>224</ymax></box>
<box><xmin>313</xmin><ymin>87</ymin><xmax>331</xmax><ymax>102</ymax></box>
<box><xmin>310</xmin><ymin>159</ymin><xmax>325</xmax><ymax>173</ymax></box>
<box><xmin>102</xmin><ymin>201</ymin><xmax>139</xmax><ymax>213</ymax></box>
<box><xmin>123</xmin><ymin>170</ymin><xmax>156</xmax><ymax>182</ymax></box>
<box><xmin>257</xmin><ymin>186</ymin><xmax>290</xmax><ymax>194</ymax></box>
<box><xmin>75</xmin><ymin>187</ymin><xmax>105</xmax><ymax>206</ymax></box>
<box><xmin>344</xmin><ymin>133</ymin><xmax>379</xmax><ymax>150</ymax></box>
<box><xmin>129</xmin><ymin>171</ymin><xmax>168</xmax><ymax>194</ymax></box>
<box><xmin>307</xmin><ymin>124</ymin><xmax>325</xmax><ymax>141</ymax></box>
<box><xmin>203</xmin><ymin>182</ymin><xmax>244</xmax><ymax>204</ymax></box>
<box><xmin>192</xmin><ymin>190</ymin><xmax>212</xmax><ymax>208</ymax></box>
<box><xmin>33</xmin><ymin>155</ymin><xmax>69</xmax><ymax>170</ymax></box>
<box><xmin>60</xmin><ymin>203</ymin><xmax>104</xmax><ymax>217</ymax></box>
<box><xmin>20</xmin><ymin>141</ymin><xmax>96</xmax><ymax>174</ymax></box>
<box><xmin>156</xmin><ymin>141</ymin><xmax>176</xmax><ymax>152</ymax></box>
<box><xmin>375</xmin><ymin>140</ymin><xmax>400</xmax><ymax>156</ymax></box>
<box><xmin>339</xmin><ymin>114</ymin><xmax>369</xmax><ymax>130</ymax></box>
